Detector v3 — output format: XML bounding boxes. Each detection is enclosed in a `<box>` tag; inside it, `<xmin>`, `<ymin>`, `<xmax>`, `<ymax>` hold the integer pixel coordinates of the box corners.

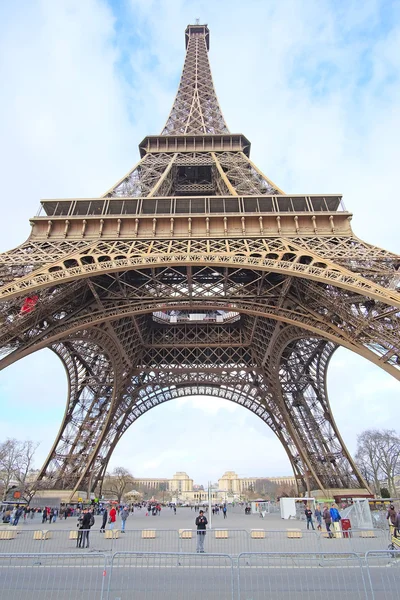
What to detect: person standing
<box><xmin>100</xmin><ymin>508</ymin><xmax>108</xmax><ymax>533</ymax></box>
<box><xmin>330</xmin><ymin>503</ymin><xmax>341</xmax><ymax>537</ymax></box>
<box><xmin>304</xmin><ymin>505</ymin><xmax>315</xmax><ymax>530</ymax></box>
<box><xmin>314</xmin><ymin>505</ymin><xmax>322</xmax><ymax>531</ymax></box>
<box><xmin>109</xmin><ymin>506</ymin><xmax>117</xmax><ymax>530</ymax></box>
<box><xmin>394</xmin><ymin>509</ymin><xmax>400</xmax><ymax>539</ymax></box>
<box><xmin>13</xmin><ymin>507</ymin><xmax>23</xmax><ymax>526</ymax></box>
<box><xmin>223</xmin><ymin>505</ymin><xmax>227</xmax><ymax>519</ymax></box>
<box><xmin>120</xmin><ymin>506</ymin><xmax>129</xmax><ymax>533</ymax></box>
<box><xmin>78</xmin><ymin>509</ymin><xmax>92</xmax><ymax>548</ymax></box>
<box><xmin>195</xmin><ymin>509</ymin><xmax>208</xmax><ymax>553</ymax></box>
<box><xmin>323</xmin><ymin>505</ymin><xmax>333</xmax><ymax>538</ymax></box>
<box><xmin>387</xmin><ymin>504</ymin><xmax>397</xmax><ymax>527</ymax></box>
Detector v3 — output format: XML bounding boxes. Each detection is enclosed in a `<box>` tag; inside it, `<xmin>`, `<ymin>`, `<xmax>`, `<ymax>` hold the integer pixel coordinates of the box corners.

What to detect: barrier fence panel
<box><xmin>0</xmin><ymin>528</ymin><xmax>40</xmax><ymax>553</ymax></box>
<box><xmin>111</xmin><ymin>529</ymin><xmax>180</xmax><ymax>553</ymax></box>
<box><xmin>365</xmin><ymin>550</ymin><xmax>400</xmax><ymax>599</ymax></box>
<box><xmin>317</xmin><ymin>527</ymin><xmax>388</xmax><ymax>556</ymax></box>
<box><xmin>348</xmin><ymin>529</ymin><xmax>389</xmax><ymax>555</ymax></box>
<box><xmin>0</xmin><ymin>552</ymin><xmax>108</xmax><ymax>600</ymax></box>
<box><xmin>237</xmin><ymin>552</ymin><xmax>369</xmax><ymax>600</ymax></box>
<box><xmin>247</xmin><ymin>529</ymin><xmax>321</xmax><ymax>554</ymax></box>
<box><xmin>179</xmin><ymin>528</ymin><xmax>250</xmax><ymax>554</ymax></box>
<box><xmin>108</xmin><ymin>551</ymin><xmax>234</xmax><ymax>600</ymax></box>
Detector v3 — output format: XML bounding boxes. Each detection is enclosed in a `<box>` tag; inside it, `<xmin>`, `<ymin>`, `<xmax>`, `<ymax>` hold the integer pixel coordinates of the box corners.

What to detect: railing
<box><xmin>0</xmin><ymin>526</ymin><xmax>390</xmax><ymax>556</ymax></box>
<box><xmin>1</xmin><ymin>550</ymin><xmax>399</xmax><ymax>599</ymax></box>
<box><xmin>36</xmin><ymin>194</ymin><xmax>347</xmax><ymax>218</ymax></box>
<box><xmin>0</xmin><ymin>552</ymin><xmax>108</xmax><ymax>600</ymax></box>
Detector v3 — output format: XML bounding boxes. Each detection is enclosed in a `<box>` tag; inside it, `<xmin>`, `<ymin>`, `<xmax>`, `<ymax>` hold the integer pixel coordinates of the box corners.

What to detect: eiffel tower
<box><xmin>1</xmin><ymin>23</ymin><xmax>399</xmax><ymax>500</ymax></box>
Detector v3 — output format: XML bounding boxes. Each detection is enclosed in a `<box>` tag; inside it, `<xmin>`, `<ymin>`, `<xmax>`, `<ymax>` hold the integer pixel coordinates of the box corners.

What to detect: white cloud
<box><xmin>0</xmin><ymin>0</ymin><xmax>399</xmax><ymax>485</ymax></box>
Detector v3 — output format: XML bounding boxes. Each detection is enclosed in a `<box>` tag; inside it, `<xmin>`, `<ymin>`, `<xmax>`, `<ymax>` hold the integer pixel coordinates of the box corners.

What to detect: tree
<box><xmin>102</xmin><ymin>467</ymin><xmax>134</xmax><ymax>503</ymax></box>
<box><xmin>355</xmin><ymin>429</ymin><xmax>400</xmax><ymax>496</ymax></box>
<box><xmin>254</xmin><ymin>478</ymin><xmax>278</xmax><ymax>500</ymax></box>
<box><xmin>380</xmin><ymin>487</ymin><xmax>390</xmax><ymax>498</ymax></box>
<box><xmin>0</xmin><ymin>438</ymin><xmax>39</xmax><ymax>500</ymax></box>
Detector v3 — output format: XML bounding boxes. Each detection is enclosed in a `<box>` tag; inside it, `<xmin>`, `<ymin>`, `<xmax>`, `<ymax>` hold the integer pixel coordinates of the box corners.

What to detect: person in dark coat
<box><xmin>77</xmin><ymin>509</ymin><xmax>93</xmax><ymax>548</ymax></box>
<box><xmin>195</xmin><ymin>510</ymin><xmax>208</xmax><ymax>553</ymax></box>
<box><xmin>304</xmin><ymin>505</ymin><xmax>315</xmax><ymax>530</ymax></box>
<box><xmin>100</xmin><ymin>508</ymin><xmax>108</xmax><ymax>533</ymax></box>
<box><xmin>387</xmin><ymin>505</ymin><xmax>397</xmax><ymax>526</ymax></box>
<box><xmin>323</xmin><ymin>505</ymin><xmax>333</xmax><ymax>538</ymax></box>
<box><xmin>394</xmin><ymin>510</ymin><xmax>400</xmax><ymax>538</ymax></box>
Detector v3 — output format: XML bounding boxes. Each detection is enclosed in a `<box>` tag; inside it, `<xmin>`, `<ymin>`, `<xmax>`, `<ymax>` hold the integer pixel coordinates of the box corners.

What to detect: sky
<box><xmin>0</xmin><ymin>0</ymin><xmax>399</xmax><ymax>486</ymax></box>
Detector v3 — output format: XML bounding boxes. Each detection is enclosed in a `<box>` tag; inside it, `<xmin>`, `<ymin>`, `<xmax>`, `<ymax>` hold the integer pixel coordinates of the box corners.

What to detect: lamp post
<box><xmin>208</xmin><ymin>481</ymin><xmax>212</xmax><ymax>530</ymax></box>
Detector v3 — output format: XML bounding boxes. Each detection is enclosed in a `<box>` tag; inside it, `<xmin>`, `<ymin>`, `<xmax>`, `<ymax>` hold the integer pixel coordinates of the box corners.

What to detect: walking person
<box><xmin>109</xmin><ymin>505</ymin><xmax>117</xmax><ymax>530</ymax></box>
<box><xmin>100</xmin><ymin>508</ymin><xmax>108</xmax><ymax>533</ymax></box>
<box><xmin>330</xmin><ymin>503</ymin><xmax>341</xmax><ymax>537</ymax></box>
<box><xmin>195</xmin><ymin>509</ymin><xmax>208</xmax><ymax>553</ymax></box>
<box><xmin>387</xmin><ymin>504</ymin><xmax>397</xmax><ymax>532</ymax></box>
<box><xmin>314</xmin><ymin>505</ymin><xmax>322</xmax><ymax>531</ymax></box>
<box><xmin>13</xmin><ymin>507</ymin><xmax>23</xmax><ymax>526</ymax></box>
<box><xmin>304</xmin><ymin>505</ymin><xmax>315</xmax><ymax>530</ymax></box>
<box><xmin>223</xmin><ymin>505</ymin><xmax>227</xmax><ymax>519</ymax></box>
<box><xmin>323</xmin><ymin>504</ymin><xmax>333</xmax><ymax>538</ymax></box>
<box><xmin>394</xmin><ymin>510</ymin><xmax>400</xmax><ymax>539</ymax></box>
<box><xmin>120</xmin><ymin>506</ymin><xmax>129</xmax><ymax>533</ymax></box>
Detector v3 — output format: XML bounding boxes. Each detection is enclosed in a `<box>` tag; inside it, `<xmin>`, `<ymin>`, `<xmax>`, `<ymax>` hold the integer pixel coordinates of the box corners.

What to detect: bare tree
<box><xmin>0</xmin><ymin>438</ymin><xmax>40</xmax><ymax>500</ymax></box>
<box><xmin>0</xmin><ymin>439</ymin><xmax>22</xmax><ymax>499</ymax></box>
<box><xmin>102</xmin><ymin>467</ymin><xmax>134</xmax><ymax>503</ymax></box>
<box><xmin>355</xmin><ymin>429</ymin><xmax>400</xmax><ymax>496</ymax></box>
<box><xmin>15</xmin><ymin>441</ymin><xmax>40</xmax><ymax>487</ymax></box>
<box><xmin>377</xmin><ymin>430</ymin><xmax>400</xmax><ymax>496</ymax></box>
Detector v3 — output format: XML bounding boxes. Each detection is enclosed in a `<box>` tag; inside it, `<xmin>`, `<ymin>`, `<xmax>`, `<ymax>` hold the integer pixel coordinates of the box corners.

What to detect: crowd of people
<box><xmin>304</xmin><ymin>502</ymin><xmax>343</xmax><ymax>537</ymax></box>
<box><xmin>1</xmin><ymin>506</ymin><xmax>62</xmax><ymax>525</ymax></box>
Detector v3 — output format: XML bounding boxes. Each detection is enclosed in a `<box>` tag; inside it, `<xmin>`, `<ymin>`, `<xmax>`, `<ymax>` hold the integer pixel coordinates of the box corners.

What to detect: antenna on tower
<box><xmin>195</xmin><ymin>18</ymin><xmax>200</xmax><ymax>25</ymax></box>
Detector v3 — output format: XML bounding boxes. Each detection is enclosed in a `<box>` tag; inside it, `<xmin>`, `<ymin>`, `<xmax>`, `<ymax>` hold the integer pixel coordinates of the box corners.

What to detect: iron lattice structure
<box><xmin>0</xmin><ymin>24</ymin><xmax>399</xmax><ymax>499</ymax></box>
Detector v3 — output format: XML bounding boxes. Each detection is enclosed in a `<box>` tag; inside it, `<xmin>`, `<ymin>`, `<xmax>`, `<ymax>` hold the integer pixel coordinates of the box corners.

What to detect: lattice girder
<box><xmin>256</xmin><ymin>325</ymin><xmax>369</xmax><ymax>492</ymax></box>
<box><xmin>162</xmin><ymin>26</ymin><xmax>228</xmax><ymax>135</ymax></box>
<box><xmin>37</xmin><ymin>332</ymin><xmax>121</xmax><ymax>489</ymax></box>
<box><xmin>74</xmin><ymin>367</ymin><xmax>306</xmax><ymax>494</ymax></box>
<box><xmin>0</xmin><ymin>22</ymin><xmax>399</xmax><ymax>498</ymax></box>
<box><xmin>1</xmin><ymin>236</ymin><xmax>398</xmax><ymax>305</ymax></box>
<box><xmin>0</xmin><ymin>258</ymin><xmax>399</xmax><ymax>379</ymax></box>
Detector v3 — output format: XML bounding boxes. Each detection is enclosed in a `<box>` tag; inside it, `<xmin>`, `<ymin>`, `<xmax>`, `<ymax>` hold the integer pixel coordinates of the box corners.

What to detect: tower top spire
<box><xmin>162</xmin><ymin>24</ymin><xmax>225</xmax><ymax>135</ymax></box>
<box><xmin>185</xmin><ymin>23</ymin><xmax>210</xmax><ymax>50</ymax></box>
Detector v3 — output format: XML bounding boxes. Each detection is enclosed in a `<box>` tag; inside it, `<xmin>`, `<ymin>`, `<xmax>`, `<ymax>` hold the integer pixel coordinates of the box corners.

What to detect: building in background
<box><xmin>130</xmin><ymin>471</ymin><xmax>296</xmax><ymax>502</ymax></box>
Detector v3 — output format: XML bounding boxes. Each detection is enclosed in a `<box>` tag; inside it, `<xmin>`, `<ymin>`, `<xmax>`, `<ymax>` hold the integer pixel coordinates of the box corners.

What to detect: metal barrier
<box><xmin>111</xmin><ymin>528</ymin><xmax>181</xmax><ymax>552</ymax></box>
<box><xmin>0</xmin><ymin>526</ymin><xmax>391</xmax><ymax>556</ymax></box>
<box><xmin>179</xmin><ymin>528</ymin><xmax>250</xmax><ymax>554</ymax></box>
<box><xmin>248</xmin><ymin>529</ymin><xmax>322</xmax><ymax>554</ymax></box>
<box><xmin>0</xmin><ymin>528</ymin><xmax>182</xmax><ymax>554</ymax></box>
<box><xmin>108</xmin><ymin>551</ymin><xmax>235</xmax><ymax>599</ymax></box>
<box><xmin>317</xmin><ymin>527</ymin><xmax>389</xmax><ymax>556</ymax></box>
<box><xmin>0</xmin><ymin>552</ymin><xmax>108</xmax><ymax>600</ymax></box>
<box><xmin>365</xmin><ymin>550</ymin><xmax>400</xmax><ymax>599</ymax></box>
<box><xmin>1</xmin><ymin>549</ymin><xmax>398</xmax><ymax>599</ymax></box>
<box><xmin>237</xmin><ymin>552</ymin><xmax>370</xmax><ymax>599</ymax></box>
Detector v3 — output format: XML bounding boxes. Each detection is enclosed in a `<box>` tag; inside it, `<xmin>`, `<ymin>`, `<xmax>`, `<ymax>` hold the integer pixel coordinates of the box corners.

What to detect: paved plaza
<box><xmin>0</xmin><ymin>506</ymin><xmax>392</xmax><ymax>554</ymax></box>
<box><xmin>1</xmin><ymin>507</ymin><xmax>399</xmax><ymax>599</ymax></box>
